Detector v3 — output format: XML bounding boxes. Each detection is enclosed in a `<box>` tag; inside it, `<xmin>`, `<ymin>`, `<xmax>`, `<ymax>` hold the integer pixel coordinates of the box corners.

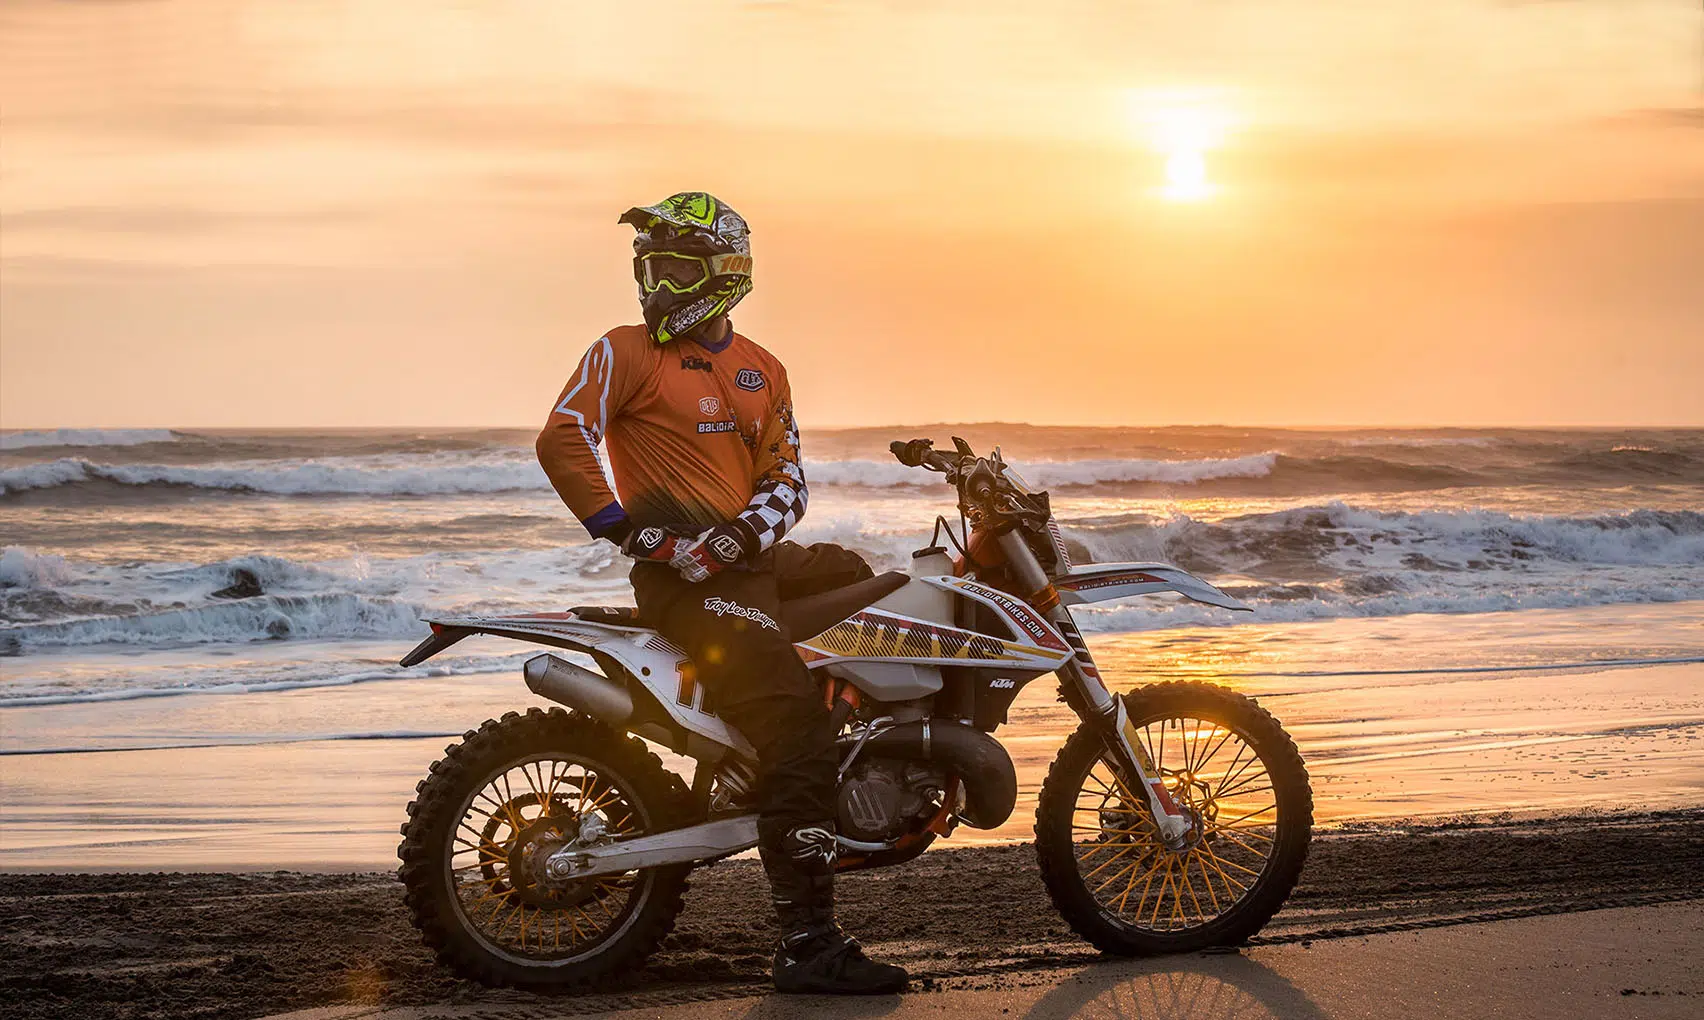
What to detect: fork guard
<box><xmin>853</xmin><ymin>720</ymin><xmax>1018</xmax><ymax>829</ymax></box>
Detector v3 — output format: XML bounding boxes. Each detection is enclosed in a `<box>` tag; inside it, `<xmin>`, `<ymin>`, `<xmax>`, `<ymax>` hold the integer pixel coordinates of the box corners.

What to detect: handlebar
<box><xmin>889</xmin><ymin>438</ymin><xmax>933</xmax><ymax>468</ymax></box>
<box><xmin>889</xmin><ymin>438</ymin><xmax>961</xmax><ymax>476</ymax></box>
<box><xmin>890</xmin><ymin>435</ymin><xmax>1002</xmax><ymax>505</ymax></box>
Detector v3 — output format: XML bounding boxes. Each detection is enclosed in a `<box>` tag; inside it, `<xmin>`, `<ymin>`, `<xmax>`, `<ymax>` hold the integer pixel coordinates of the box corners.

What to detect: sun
<box><xmin>1128</xmin><ymin>90</ymin><xmax>1233</xmax><ymax>202</ymax></box>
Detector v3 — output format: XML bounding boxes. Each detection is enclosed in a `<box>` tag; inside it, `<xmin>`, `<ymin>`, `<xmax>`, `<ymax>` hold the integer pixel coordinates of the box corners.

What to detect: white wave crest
<box><xmin>1</xmin><ymin>451</ymin><xmax>1278</xmax><ymax>497</ymax></box>
<box><xmin>807</xmin><ymin>453</ymin><xmax>1278</xmax><ymax>488</ymax></box>
<box><xmin>3</xmin><ymin>593</ymin><xmax>428</xmax><ymax>650</ymax></box>
<box><xmin>1065</xmin><ymin>504</ymin><xmax>1704</xmax><ymax>574</ymax></box>
<box><xmin>0</xmin><ymin>428</ymin><xmax>177</xmax><ymax>450</ymax></box>
<box><xmin>0</xmin><ymin>454</ymin><xmax>551</xmax><ymax>497</ymax></box>
<box><xmin>0</xmin><ymin>546</ymin><xmax>72</xmax><ymax>588</ymax></box>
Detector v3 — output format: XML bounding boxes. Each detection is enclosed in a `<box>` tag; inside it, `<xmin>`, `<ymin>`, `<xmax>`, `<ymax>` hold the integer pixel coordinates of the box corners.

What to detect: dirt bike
<box><xmin>395</xmin><ymin>436</ymin><xmax>1312</xmax><ymax>990</ymax></box>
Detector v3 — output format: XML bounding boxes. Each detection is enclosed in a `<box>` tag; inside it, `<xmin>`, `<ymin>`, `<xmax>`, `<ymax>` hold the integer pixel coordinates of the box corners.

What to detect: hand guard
<box><xmin>622</xmin><ymin>522</ymin><xmax>755</xmax><ymax>583</ymax></box>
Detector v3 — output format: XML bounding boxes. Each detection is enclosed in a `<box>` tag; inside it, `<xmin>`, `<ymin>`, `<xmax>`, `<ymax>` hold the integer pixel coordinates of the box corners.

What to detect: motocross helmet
<box><xmin>619</xmin><ymin>192</ymin><xmax>753</xmax><ymax>344</ymax></box>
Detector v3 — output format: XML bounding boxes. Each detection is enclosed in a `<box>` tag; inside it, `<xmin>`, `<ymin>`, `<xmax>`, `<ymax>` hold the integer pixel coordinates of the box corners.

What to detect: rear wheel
<box><xmin>1035</xmin><ymin>682</ymin><xmax>1312</xmax><ymax>954</ymax></box>
<box><xmin>398</xmin><ymin>708</ymin><xmax>694</xmax><ymax>990</ymax></box>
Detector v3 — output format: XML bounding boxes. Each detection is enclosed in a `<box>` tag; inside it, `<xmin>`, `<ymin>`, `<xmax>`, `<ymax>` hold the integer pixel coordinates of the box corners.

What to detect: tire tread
<box><xmin>397</xmin><ymin>707</ymin><xmax>694</xmax><ymax>991</ymax></box>
<box><xmin>1034</xmin><ymin>681</ymin><xmax>1313</xmax><ymax>955</ymax></box>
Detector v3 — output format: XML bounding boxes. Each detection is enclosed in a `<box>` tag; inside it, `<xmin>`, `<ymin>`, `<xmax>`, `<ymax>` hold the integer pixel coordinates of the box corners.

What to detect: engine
<box><xmin>836</xmin><ymin>758</ymin><xmax>948</xmax><ymax>843</ymax></box>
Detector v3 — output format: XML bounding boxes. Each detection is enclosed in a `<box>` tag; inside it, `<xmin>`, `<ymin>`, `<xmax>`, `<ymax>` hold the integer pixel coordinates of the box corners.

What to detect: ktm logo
<box><xmin>699</xmin><ymin>396</ymin><xmax>720</xmax><ymax>415</ymax></box>
<box><xmin>990</xmin><ymin>678</ymin><xmax>1017</xmax><ymax>689</ymax></box>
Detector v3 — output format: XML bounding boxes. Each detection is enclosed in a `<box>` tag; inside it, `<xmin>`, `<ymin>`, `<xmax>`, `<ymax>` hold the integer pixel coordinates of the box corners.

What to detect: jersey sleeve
<box><xmin>536</xmin><ymin>335</ymin><xmax>638</xmax><ymax>542</ymax></box>
<box><xmin>733</xmin><ymin>366</ymin><xmax>808</xmax><ymax>552</ymax></box>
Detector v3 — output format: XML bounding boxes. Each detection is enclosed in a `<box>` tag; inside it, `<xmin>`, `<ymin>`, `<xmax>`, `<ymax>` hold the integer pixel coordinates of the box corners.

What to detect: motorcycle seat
<box><xmin>778</xmin><ymin>570</ymin><xmax>908</xmax><ymax>641</ymax></box>
<box><xmin>569</xmin><ymin>606</ymin><xmax>645</xmax><ymax>627</ymax></box>
<box><xmin>568</xmin><ymin>570</ymin><xmax>908</xmax><ymax>642</ymax></box>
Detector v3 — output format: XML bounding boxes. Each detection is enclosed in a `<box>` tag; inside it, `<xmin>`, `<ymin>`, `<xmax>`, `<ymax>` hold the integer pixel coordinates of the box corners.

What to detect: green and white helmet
<box><xmin>619</xmin><ymin>192</ymin><xmax>753</xmax><ymax>344</ymax></box>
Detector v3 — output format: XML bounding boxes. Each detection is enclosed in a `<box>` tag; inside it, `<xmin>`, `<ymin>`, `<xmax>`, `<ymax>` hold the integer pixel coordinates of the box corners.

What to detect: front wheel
<box><xmin>397</xmin><ymin>707</ymin><xmax>695</xmax><ymax>991</ymax></box>
<box><xmin>1035</xmin><ymin>682</ymin><xmax>1312</xmax><ymax>955</ymax></box>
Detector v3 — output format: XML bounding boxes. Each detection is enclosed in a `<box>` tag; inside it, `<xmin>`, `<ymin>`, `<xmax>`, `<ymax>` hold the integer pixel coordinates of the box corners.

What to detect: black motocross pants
<box><xmin>630</xmin><ymin>541</ymin><xmax>874</xmax><ymax>830</ymax></box>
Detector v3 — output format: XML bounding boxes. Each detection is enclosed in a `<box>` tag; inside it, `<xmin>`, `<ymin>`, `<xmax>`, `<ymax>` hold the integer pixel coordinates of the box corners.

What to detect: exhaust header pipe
<box><xmin>524</xmin><ymin>654</ymin><xmax>633</xmax><ymax>725</ymax></box>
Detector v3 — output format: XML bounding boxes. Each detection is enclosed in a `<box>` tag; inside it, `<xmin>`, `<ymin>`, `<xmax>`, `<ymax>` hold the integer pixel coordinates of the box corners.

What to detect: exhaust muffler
<box><xmin>523</xmin><ymin>653</ymin><xmax>633</xmax><ymax>725</ymax></box>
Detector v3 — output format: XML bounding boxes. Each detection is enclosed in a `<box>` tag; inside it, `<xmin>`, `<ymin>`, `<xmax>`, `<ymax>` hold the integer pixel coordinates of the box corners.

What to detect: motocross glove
<box><xmin>665</xmin><ymin>521</ymin><xmax>759</xmax><ymax>583</ymax></box>
<box><xmin>621</xmin><ymin>521</ymin><xmax>757</xmax><ymax>583</ymax></box>
<box><xmin>620</xmin><ymin>525</ymin><xmax>698</xmax><ymax>568</ymax></box>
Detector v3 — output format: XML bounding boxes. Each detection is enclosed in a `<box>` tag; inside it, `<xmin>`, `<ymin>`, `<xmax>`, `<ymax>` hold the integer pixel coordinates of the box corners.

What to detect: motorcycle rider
<box><xmin>535</xmin><ymin>192</ymin><xmax>909</xmax><ymax>995</ymax></box>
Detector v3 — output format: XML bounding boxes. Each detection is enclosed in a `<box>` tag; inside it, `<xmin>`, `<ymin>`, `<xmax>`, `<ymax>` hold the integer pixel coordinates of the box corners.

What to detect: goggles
<box><xmin>634</xmin><ymin>251</ymin><xmax>752</xmax><ymax>294</ymax></box>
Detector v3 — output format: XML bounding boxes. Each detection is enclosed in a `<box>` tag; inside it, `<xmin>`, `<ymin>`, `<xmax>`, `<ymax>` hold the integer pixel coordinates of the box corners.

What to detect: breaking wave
<box><xmin>4</xmin><ymin>503</ymin><xmax>1697</xmax><ymax>652</ymax></box>
<box><xmin>0</xmin><ymin>455</ymin><xmax>549</xmax><ymax>497</ymax></box>
<box><xmin>809</xmin><ymin>453</ymin><xmax>1280</xmax><ymax>488</ymax></box>
<box><xmin>2</xmin><ymin>593</ymin><xmax>428</xmax><ymax>651</ymax></box>
<box><xmin>0</xmin><ymin>428</ymin><xmax>178</xmax><ymax>450</ymax></box>
<box><xmin>0</xmin><ymin>453</ymin><xmax>1289</xmax><ymax>497</ymax></box>
<box><xmin>10</xmin><ymin>448</ymin><xmax>1697</xmax><ymax>502</ymax></box>
<box><xmin>1065</xmin><ymin>504</ymin><xmax>1704</xmax><ymax>574</ymax></box>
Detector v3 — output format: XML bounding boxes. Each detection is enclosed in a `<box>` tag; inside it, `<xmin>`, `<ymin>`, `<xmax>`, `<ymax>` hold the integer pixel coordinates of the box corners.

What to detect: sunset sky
<box><xmin>2</xmin><ymin>0</ymin><xmax>1701</xmax><ymax>428</ymax></box>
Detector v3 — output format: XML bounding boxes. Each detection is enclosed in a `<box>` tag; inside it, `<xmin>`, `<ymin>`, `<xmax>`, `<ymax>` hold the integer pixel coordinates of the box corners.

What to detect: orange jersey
<box><xmin>536</xmin><ymin>324</ymin><xmax>807</xmax><ymax>546</ymax></box>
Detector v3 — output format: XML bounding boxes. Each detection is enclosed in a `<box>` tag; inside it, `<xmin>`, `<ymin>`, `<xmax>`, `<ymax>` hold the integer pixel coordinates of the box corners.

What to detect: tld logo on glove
<box><xmin>630</xmin><ymin>527</ymin><xmax>668</xmax><ymax>556</ymax></box>
<box><xmin>707</xmin><ymin>532</ymin><xmax>745</xmax><ymax>564</ymax></box>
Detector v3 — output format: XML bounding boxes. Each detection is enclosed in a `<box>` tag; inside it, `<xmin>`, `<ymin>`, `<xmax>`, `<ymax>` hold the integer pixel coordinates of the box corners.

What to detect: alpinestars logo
<box><xmin>702</xmin><ymin>597</ymin><xmax>779</xmax><ymax>631</ymax></box>
<box><xmin>785</xmin><ymin>825</ymin><xmax>838</xmax><ymax>867</ymax></box>
<box><xmin>735</xmin><ymin>368</ymin><xmax>766</xmax><ymax>391</ymax></box>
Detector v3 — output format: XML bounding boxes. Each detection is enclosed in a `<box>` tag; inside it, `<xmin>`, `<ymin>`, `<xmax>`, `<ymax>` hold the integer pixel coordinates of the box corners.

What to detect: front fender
<box><xmin>1054</xmin><ymin>563</ymin><xmax>1251</xmax><ymax>612</ymax></box>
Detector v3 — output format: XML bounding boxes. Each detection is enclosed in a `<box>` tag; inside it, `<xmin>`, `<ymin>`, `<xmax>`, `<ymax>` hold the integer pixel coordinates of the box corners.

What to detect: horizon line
<box><xmin>4</xmin><ymin>422</ymin><xmax>1703</xmax><ymax>433</ymax></box>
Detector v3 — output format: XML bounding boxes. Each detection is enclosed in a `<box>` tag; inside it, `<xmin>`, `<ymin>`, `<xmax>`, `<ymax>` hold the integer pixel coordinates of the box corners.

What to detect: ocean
<box><xmin>2</xmin><ymin>425</ymin><xmax>1701</xmax><ymax>866</ymax></box>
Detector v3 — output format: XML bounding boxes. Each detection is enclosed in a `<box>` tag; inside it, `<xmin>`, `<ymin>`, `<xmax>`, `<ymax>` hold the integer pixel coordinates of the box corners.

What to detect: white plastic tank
<box><xmin>871</xmin><ymin>546</ymin><xmax>957</xmax><ymax>625</ymax></box>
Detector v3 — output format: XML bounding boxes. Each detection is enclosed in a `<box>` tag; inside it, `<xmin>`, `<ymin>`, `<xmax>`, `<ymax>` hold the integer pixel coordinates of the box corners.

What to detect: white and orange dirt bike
<box><xmin>397</xmin><ymin>437</ymin><xmax>1312</xmax><ymax>990</ymax></box>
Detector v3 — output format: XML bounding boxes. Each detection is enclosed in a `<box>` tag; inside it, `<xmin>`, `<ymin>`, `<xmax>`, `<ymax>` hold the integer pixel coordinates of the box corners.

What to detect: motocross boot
<box><xmin>761</xmin><ymin>821</ymin><xmax>909</xmax><ymax>995</ymax></box>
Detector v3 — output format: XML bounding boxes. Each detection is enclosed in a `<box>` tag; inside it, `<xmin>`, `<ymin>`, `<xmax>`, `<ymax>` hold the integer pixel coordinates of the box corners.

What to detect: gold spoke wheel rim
<box><xmin>448</xmin><ymin>754</ymin><xmax>648</xmax><ymax>961</ymax></box>
<box><xmin>1073</xmin><ymin>714</ymin><xmax>1279</xmax><ymax>932</ymax></box>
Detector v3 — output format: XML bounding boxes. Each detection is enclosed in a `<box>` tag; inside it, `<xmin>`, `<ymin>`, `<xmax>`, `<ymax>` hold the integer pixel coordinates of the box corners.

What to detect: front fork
<box><xmin>995</xmin><ymin>530</ymin><xmax>1195</xmax><ymax>847</ymax></box>
<box><xmin>1048</xmin><ymin>609</ymin><xmax>1196</xmax><ymax>847</ymax></box>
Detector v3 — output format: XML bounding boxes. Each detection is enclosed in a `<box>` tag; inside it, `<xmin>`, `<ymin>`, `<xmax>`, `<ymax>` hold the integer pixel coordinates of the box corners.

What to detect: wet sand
<box><xmin>2</xmin><ymin>810</ymin><xmax>1700</xmax><ymax>1020</ymax></box>
<box><xmin>5</xmin><ymin>605</ymin><xmax>1702</xmax><ymax>870</ymax></box>
<box><xmin>292</xmin><ymin>900</ymin><xmax>1704</xmax><ymax>1020</ymax></box>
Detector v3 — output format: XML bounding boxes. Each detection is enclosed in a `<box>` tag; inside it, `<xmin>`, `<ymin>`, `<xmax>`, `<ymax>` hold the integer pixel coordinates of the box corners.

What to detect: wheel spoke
<box><xmin>441</xmin><ymin>754</ymin><xmax>656</xmax><ymax>961</ymax></box>
<box><xmin>1071</xmin><ymin>709</ymin><xmax>1282</xmax><ymax>935</ymax></box>
<box><xmin>1193</xmin><ymin>726</ymin><xmax>1237</xmax><ymax>774</ymax></box>
<box><xmin>1211</xmin><ymin>827</ymin><xmax>1275</xmax><ymax>860</ymax></box>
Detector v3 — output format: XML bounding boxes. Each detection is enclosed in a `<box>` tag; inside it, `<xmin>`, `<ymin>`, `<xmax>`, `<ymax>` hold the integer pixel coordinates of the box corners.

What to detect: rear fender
<box><xmin>404</xmin><ymin>612</ymin><xmax>755</xmax><ymax>757</ymax></box>
<box><xmin>1054</xmin><ymin>563</ymin><xmax>1251</xmax><ymax>611</ymax></box>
